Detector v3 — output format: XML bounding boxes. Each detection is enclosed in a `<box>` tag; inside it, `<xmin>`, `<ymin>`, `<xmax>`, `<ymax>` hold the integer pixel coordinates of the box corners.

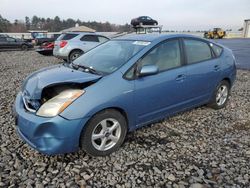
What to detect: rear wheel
<box><xmin>69</xmin><ymin>50</ymin><xmax>83</xmax><ymax>63</ymax></box>
<box><xmin>21</xmin><ymin>44</ymin><xmax>28</xmax><ymax>51</ymax></box>
<box><xmin>208</xmin><ymin>80</ymin><xmax>230</xmax><ymax>109</ymax></box>
<box><xmin>80</xmin><ymin>109</ymin><xmax>127</xmax><ymax>156</ymax></box>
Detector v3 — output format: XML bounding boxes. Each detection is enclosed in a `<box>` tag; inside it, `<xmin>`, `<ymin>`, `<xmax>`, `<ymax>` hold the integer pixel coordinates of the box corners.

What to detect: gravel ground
<box><xmin>0</xmin><ymin>51</ymin><xmax>250</xmax><ymax>188</ymax></box>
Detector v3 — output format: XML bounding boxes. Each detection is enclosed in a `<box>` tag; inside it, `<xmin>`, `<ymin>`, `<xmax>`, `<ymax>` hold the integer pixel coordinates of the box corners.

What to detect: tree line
<box><xmin>0</xmin><ymin>15</ymin><xmax>133</xmax><ymax>33</ymax></box>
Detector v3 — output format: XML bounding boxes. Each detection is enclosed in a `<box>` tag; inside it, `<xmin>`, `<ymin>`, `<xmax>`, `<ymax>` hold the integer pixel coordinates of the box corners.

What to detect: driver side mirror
<box><xmin>138</xmin><ymin>65</ymin><xmax>159</xmax><ymax>77</ymax></box>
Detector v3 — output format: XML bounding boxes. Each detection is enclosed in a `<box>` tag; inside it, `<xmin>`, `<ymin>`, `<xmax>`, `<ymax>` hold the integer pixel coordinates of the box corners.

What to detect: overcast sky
<box><xmin>0</xmin><ymin>0</ymin><xmax>249</xmax><ymax>30</ymax></box>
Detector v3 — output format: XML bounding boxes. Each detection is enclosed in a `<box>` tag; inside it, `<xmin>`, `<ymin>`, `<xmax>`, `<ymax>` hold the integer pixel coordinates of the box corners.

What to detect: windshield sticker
<box><xmin>133</xmin><ymin>41</ymin><xmax>151</xmax><ymax>46</ymax></box>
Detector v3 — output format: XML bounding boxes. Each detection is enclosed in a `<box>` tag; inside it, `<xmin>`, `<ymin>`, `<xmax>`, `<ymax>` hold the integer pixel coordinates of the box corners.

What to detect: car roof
<box><xmin>114</xmin><ymin>33</ymin><xmax>203</xmax><ymax>42</ymax></box>
<box><xmin>64</xmin><ymin>32</ymin><xmax>98</xmax><ymax>35</ymax></box>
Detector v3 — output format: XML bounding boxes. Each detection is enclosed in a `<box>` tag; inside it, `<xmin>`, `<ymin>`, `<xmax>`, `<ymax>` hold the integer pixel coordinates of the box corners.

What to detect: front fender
<box><xmin>60</xmin><ymin>72</ymin><xmax>136</xmax><ymax>130</ymax></box>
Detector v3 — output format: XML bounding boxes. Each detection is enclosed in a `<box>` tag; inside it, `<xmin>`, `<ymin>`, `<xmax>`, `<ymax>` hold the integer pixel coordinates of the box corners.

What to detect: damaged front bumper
<box><xmin>13</xmin><ymin>92</ymin><xmax>89</xmax><ymax>155</ymax></box>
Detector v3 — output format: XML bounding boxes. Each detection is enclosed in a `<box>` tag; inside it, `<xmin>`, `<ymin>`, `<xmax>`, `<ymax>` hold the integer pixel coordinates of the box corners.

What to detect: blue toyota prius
<box><xmin>14</xmin><ymin>34</ymin><xmax>236</xmax><ymax>156</ymax></box>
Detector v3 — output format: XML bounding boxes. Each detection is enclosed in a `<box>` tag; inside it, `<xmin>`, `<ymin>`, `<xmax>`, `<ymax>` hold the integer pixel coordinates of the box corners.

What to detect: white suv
<box><xmin>53</xmin><ymin>32</ymin><xmax>109</xmax><ymax>62</ymax></box>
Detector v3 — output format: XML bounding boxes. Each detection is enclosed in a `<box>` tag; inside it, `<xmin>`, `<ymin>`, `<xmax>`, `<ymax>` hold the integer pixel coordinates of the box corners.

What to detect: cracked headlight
<box><xmin>37</xmin><ymin>89</ymin><xmax>84</xmax><ymax>117</ymax></box>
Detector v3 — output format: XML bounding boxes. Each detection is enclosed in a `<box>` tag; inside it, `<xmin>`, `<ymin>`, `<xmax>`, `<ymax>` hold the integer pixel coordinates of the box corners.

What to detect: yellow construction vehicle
<box><xmin>204</xmin><ymin>28</ymin><xmax>226</xmax><ymax>39</ymax></box>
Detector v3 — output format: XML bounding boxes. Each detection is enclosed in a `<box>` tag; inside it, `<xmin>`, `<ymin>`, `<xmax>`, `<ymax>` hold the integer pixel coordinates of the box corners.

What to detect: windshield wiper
<box><xmin>71</xmin><ymin>63</ymin><xmax>102</xmax><ymax>75</ymax></box>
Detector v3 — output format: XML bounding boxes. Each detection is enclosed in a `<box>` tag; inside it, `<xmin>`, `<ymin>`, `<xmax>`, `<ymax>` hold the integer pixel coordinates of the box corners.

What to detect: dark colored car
<box><xmin>131</xmin><ymin>16</ymin><xmax>158</xmax><ymax>27</ymax></box>
<box><xmin>35</xmin><ymin>34</ymin><xmax>61</xmax><ymax>46</ymax></box>
<box><xmin>14</xmin><ymin>34</ymin><xmax>236</xmax><ymax>156</ymax></box>
<box><xmin>0</xmin><ymin>36</ymin><xmax>33</xmax><ymax>50</ymax></box>
<box><xmin>0</xmin><ymin>34</ymin><xmax>9</xmax><ymax>37</ymax></box>
<box><xmin>36</xmin><ymin>42</ymin><xmax>54</xmax><ymax>56</ymax></box>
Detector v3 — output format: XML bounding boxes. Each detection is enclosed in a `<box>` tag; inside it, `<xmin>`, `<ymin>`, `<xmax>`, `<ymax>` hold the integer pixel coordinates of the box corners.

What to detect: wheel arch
<box><xmin>78</xmin><ymin>106</ymin><xmax>130</xmax><ymax>147</ymax></box>
<box><xmin>69</xmin><ymin>48</ymin><xmax>83</xmax><ymax>56</ymax></box>
<box><xmin>68</xmin><ymin>48</ymin><xmax>84</xmax><ymax>60</ymax></box>
<box><xmin>221</xmin><ymin>77</ymin><xmax>231</xmax><ymax>88</ymax></box>
<box><xmin>86</xmin><ymin>107</ymin><xmax>129</xmax><ymax>129</ymax></box>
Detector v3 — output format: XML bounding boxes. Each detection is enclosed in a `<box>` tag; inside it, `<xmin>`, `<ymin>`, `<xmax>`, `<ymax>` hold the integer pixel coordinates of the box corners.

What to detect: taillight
<box><xmin>59</xmin><ymin>41</ymin><xmax>67</xmax><ymax>48</ymax></box>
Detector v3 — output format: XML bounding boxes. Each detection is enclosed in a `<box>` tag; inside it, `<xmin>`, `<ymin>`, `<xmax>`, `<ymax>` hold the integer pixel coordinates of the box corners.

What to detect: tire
<box><xmin>21</xmin><ymin>44</ymin><xmax>28</xmax><ymax>51</ymax></box>
<box><xmin>208</xmin><ymin>80</ymin><xmax>230</xmax><ymax>109</ymax></box>
<box><xmin>80</xmin><ymin>109</ymin><xmax>127</xmax><ymax>156</ymax></box>
<box><xmin>214</xmin><ymin>34</ymin><xmax>219</xmax><ymax>39</ymax></box>
<box><xmin>69</xmin><ymin>50</ymin><xmax>83</xmax><ymax>63</ymax></box>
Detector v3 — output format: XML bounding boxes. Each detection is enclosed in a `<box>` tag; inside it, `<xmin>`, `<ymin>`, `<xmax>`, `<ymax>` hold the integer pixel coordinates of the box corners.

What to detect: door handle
<box><xmin>214</xmin><ymin>65</ymin><xmax>220</xmax><ymax>71</ymax></box>
<box><xmin>175</xmin><ymin>74</ymin><xmax>186</xmax><ymax>81</ymax></box>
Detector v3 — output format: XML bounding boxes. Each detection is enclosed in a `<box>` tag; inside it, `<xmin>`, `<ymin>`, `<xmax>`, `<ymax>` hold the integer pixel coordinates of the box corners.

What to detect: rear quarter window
<box><xmin>210</xmin><ymin>43</ymin><xmax>223</xmax><ymax>57</ymax></box>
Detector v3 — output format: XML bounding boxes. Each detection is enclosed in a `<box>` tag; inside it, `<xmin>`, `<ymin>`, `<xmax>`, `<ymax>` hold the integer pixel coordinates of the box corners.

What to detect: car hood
<box><xmin>22</xmin><ymin>65</ymin><xmax>101</xmax><ymax>99</ymax></box>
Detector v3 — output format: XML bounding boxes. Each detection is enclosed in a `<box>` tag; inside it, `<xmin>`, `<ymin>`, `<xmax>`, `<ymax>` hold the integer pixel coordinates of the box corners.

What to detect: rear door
<box><xmin>182</xmin><ymin>38</ymin><xmax>221</xmax><ymax>104</ymax></box>
<box><xmin>80</xmin><ymin>35</ymin><xmax>100</xmax><ymax>51</ymax></box>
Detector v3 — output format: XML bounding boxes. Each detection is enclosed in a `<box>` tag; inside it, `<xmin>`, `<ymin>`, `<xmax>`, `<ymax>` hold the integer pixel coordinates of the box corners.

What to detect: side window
<box><xmin>210</xmin><ymin>43</ymin><xmax>223</xmax><ymax>57</ymax></box>
<box><xmin>61</xmin><ymin>34</ymin><xmax>78</xmax><ymax>40</ymax></box>
<box><xmin>139</xmin><ymin>40</ymin><xmax>182</xmax><ymax>72</ymax></box>
<box><xmin>0</xmin><ymin>37</ymin><xmax>7</xmax><ymax>42</ymax></box>
<box><xmin>184</xmin><ymin>39</ymin><xmax>212</xmax><ymax>64</ymax></box>
<box><xmin>80</xmin><ymin>35</ymin><xmax>99</xmax><ymax>42</ymax></box>
<box><xmin>98</xmin><ymin>36</ymin><xmax>109</xmax><ymax>43</ymax></box>
<box><xmin>6</xmin><ymin>37</ymin><xmax>15</xmax><ymax>42</ymax></box>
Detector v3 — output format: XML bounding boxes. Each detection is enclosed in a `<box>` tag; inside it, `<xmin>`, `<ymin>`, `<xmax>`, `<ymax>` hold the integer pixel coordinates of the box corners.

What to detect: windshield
<box><xmin>72</xmin><ymin>40</ymin><xmax>150</xmax><ymax>74</ymax></box>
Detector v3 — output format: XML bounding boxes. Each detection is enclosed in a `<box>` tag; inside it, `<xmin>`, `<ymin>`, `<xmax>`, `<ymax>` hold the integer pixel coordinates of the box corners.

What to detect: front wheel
<box><xmin>208</xmin><ymin>80</ymin><xmax>230</xmax><ymax>109</ymax></box>
<box><xmin>80</xmin><ymin>109</ymin><xmax>127</xmax><ymax>156</ymax></box>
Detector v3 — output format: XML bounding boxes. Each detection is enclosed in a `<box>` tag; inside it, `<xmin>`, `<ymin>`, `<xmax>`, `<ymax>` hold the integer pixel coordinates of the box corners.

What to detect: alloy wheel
<box><xmin>91</xmin><ymin>118</ymin><xmax>121</xmax><ymax>151</ymax></box>
<box><xmin>71</xmin><ymin>53</ymin><xmax>80</xmax><ymax>61</ymax></box>
<box><xmin>216</xmin><ymin>85</ymin><xmax>228</xmax><ymax>106</ymax></box>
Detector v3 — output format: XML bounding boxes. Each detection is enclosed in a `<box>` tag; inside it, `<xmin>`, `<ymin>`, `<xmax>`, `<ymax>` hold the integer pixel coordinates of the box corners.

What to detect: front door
<box><xmin>6</xmin><ymin>37</ymin><xmax>18</xmax><ymax>49</ymax></box>
<box><xmin>134</xmin><ymin>39</ymin><xmax>189</xmax><ymax>125</ymax></box>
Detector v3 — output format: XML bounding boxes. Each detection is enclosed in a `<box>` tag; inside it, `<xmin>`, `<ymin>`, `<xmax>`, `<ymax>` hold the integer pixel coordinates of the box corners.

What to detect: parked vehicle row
<box><xmin>13</xmin><ymin>33</ymin><xmax>236</xmax><ymax>156</ymax></box>
<box><xmin>35</xmin><ymin>34</ymin><xmax>61</xmax><ymax>46</ymax></box>
<box><xmin>0</xmin><ymin>36</ymin><xmax>33</xmax><ymax>50</ymax></box>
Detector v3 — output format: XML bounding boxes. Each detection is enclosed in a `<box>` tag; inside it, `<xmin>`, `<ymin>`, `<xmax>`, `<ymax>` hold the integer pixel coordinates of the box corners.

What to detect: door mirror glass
<box><xmin>139</xmin><ymin>65</ymin><xmax>158</xmax><ymax>77</ymax></box>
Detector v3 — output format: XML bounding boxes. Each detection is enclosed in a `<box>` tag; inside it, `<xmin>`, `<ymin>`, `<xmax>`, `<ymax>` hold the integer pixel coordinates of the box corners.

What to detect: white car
<box><xmin>53</xmin><ymin>32</ymin><xmax>109</xmax><ymax>62</ymax></box>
